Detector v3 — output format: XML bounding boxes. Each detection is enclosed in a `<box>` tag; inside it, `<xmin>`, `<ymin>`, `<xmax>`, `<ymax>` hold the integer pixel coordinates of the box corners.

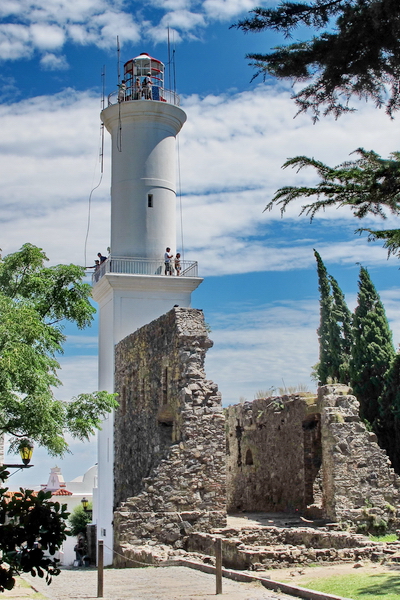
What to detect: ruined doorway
<box><xmin>302</xmin><ymin>414</ymin><xmax>322</xmax><ymax>507</ymax></box>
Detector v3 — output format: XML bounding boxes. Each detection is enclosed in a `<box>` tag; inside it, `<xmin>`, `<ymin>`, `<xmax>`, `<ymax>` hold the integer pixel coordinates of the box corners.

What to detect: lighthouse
<box><xmin>92</xmin><ymin>53</ymin><xmax>202</xmax><ymax>564</ymax></box>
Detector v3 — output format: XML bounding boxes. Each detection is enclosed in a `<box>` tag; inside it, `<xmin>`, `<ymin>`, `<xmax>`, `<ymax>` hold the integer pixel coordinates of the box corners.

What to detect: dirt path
<box><xmin>18</xmin><ymin>567</ymin><xmax>295</xmax><ymax>600</ymax></box>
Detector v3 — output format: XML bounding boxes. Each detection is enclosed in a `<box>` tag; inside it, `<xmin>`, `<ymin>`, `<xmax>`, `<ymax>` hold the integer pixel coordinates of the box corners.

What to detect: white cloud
<box><xmin>205</xmin><ymin>299</ymin><xmax>320</xmax><ymax>405</ymax></box>
<box><xmin>30</xmin><ymin>23</ymin><xmax>65</xmax><ymax>49</ymax></box>
<box><xmin>0</xmin><ymin>0</ymin><xmax>265</xmax><ymax>62</ymax></box>
<box><xmin>203</xmin><ymin>0</ymin><xmax>257</xmax><ymax>20</ymax></box>
<box><xmin>40</xmin><ymin>52</ymin><xmax>69</xmax><ymax>69</ymax></box>
<box><xmin>0</xmin><ymin>23</ymin><xmax>31</xmax><ymax>60</ymax></box>
<box><xmin>1</xmin><ymin>85</ymin><xmax>399</xmax><ymax>273</ymax></box>
<box><xmin>56</xmin><ymin>355</ymin><xmax>99</xmax><ymax>400</ymax></box>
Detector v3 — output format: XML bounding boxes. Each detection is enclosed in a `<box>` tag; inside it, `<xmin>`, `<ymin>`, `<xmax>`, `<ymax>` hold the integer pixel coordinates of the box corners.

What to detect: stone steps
<box><xmin>185</xmin><ymin>527</ymin><xmax>400</xmax><ymax>570</ymax></box>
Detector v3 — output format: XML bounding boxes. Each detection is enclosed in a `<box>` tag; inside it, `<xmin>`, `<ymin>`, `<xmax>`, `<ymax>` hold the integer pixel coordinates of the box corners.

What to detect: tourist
<box><xmin>164</xmin><ymin>247</ymin><xmax>173</xmax><ymax>275</ymax></box>
<box><xmin>175</xmin><ymin>253</ymin><xmax>181</xmax><ymax>276</ymax></box>
<box><xmin>118</xmin><ymin>80</ymin><xmax>126</xmax><ymax>102</ymax></box>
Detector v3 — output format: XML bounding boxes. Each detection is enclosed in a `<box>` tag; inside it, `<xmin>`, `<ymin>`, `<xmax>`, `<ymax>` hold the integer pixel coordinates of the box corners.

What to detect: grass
<box><xmin>369</xmin><ymin>534</ymin><xmax>398</xmax><ymax>542</ymax></box>
<box><xmin>303</xmin><ymin>572</ymin><xmax>400</xmax><ymax>600</ymax></box>
<box><xmin>1</xmin><ymin>577</ymin><xmax>47</xmax><ymax>600</ymax></box>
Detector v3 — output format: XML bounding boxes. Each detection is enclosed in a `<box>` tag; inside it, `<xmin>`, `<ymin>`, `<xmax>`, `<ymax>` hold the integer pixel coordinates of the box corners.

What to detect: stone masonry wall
<box><xmin>319</xmin><ymin>384</ymin><xmax>400</xmax><ymax>529</ymax></box>
<box><xmin>226</xmin><ymin>396</ymin><xmax>313</xmax><ymax>513</ymax></box>
<box><xmin>113</xmin><ymin>308</ymin><xmax>226</xmax><ymax>560</ymax></box>
<box><xmin>227</xmin><ymin>385</ymin><xmax>400</xmax><ymax>531</ymax></box>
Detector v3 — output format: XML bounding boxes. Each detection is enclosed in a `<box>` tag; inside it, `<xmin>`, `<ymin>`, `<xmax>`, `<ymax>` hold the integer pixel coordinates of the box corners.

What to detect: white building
<box><xmin>92</xmin><ymin>52</ymin><xmax>203</xmax><ymax>564</ymax></box>
<box><xmin>41</xmin><ymin>466</ymin><xmax>97</xmax><ymax>566</ymax></box>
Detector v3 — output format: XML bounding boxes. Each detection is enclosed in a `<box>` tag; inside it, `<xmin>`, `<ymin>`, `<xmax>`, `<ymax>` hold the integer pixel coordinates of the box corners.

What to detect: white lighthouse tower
<box><xmin>92</xmin><ymin>53</ymin><xmax>202</xmax><ymax>564</ymax></box>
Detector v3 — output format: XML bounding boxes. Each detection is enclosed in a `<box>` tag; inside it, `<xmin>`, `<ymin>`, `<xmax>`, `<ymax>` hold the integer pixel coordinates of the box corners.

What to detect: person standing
<box><xmin>134</xmin><ymin>77</ymin><xmax>141</xmax><ymax>100</ymax></box>
<box><xmin>142</xmin><ymin>73</ymin><xmax>152</xmax><ymax>99</ymax></box>
<box><xmin>164</xmin><ymin>247</ymin><xmax>173</xmax><ymax>275</ymax></box>
<box><xmin>118</xmin><ymin>80</ymin><xmax>126</xmax><ymax>102</ymax></box>
<box><xmin>175</xmin><ymin>253</ymin><xmax>181</xmax><ymax>276</ymax></box>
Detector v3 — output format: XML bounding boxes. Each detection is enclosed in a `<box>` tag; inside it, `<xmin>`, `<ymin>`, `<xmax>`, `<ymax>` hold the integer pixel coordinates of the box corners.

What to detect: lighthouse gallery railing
<box><xmin>107</xmin><ymin>87</ymin><xmax>180</xmax><ymax>107</ymax></box>
<box><xmin>92</xmin><ymin>256</ymin><xmax>198</xmax><ymax>284</ymax></box>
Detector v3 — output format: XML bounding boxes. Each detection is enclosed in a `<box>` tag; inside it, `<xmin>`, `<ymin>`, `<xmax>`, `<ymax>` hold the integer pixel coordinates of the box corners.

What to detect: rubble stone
<box><xmin>113</xmin><ymin>308</ymin><xmax>226</xmax><ymax>566</ymax></box>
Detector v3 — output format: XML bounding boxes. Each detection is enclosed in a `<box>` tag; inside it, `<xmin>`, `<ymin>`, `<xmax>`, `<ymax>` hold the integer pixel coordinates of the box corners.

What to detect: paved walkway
<box><xmin>21</xmin><ymin>567</ymin><xmax>295</xmax><ymax>600</ymax></box>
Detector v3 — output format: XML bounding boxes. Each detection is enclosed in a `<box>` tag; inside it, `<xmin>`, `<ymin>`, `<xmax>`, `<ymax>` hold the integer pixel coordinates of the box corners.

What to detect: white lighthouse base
<box><xmin>92</xmin><ymin>272</ymin><xmax>203</xmax><ymax>565</ymax></box>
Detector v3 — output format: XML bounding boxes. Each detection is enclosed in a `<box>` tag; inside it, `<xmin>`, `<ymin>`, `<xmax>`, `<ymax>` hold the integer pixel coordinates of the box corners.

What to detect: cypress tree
<box><xmin>314</xmin><ymin>250</ymin><xmax>334</xmax><ymax>384</ymax></box>
<box><xmin>314</xmin><ymin>250</ymin><xmax>353</xmax><ymax>384</ymax></box>
<box><xmin>349</xmin><ymin>267</ymin><xmax>395</xmax><ymax>425</ymax></box>
<box><xmin>329</xmin><ymin>274</ymin><xmax>353</xmax><ymax>384</ymax></box>
<box><xmin>378</xmin><ymin>354</ymin><xmax>400</xmax><ymax>472</ymax></box>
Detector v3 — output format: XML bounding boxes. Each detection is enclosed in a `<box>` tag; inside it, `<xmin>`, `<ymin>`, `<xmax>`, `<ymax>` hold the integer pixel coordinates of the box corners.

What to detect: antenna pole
<box><xmin>101</xmin><ymin>65</ymin><xmax>105</xmax><ymax>110</ymax></box>
<box><xmin>167</xmin><ymin>26</ymin><xmax>171</xmax><ymax>92</ymax></box>
<box><xmin>117</xmin><ymin>36</ymin><xmax>121</xmax><ymax>84</ymax></box>
<box><xmin>100</xmin><ymin>66</ymin><xmax>105</xmax><ymax>173</ymax></box>
<box><xmin>172</xmin><ymin>31</ymin><xmax>177</xmax><ymax>93</ymax></box>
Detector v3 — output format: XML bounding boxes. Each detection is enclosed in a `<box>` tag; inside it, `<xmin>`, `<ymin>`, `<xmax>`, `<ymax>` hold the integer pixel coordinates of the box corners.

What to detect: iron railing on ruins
<box><xmin>91</xmin><ymin>256</ymin><xmax>198</xmax><ymax>284</ymax></box>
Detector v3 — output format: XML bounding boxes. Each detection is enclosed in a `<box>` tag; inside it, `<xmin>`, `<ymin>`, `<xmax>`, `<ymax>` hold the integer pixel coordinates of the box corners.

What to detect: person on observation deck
<box><xmin>118</xmin><ymin>80</ymin><xmax>126</xmax><ymax>102</ymax></box>
<box><xmin>164</xmin><ymin>248</ymin><xmax>173</xmax><ymax>275</ymax></box>
<box><xmin>142</xmin><ymin>73</ymin><xmax>152</xmax><ymax>100</ymax></box>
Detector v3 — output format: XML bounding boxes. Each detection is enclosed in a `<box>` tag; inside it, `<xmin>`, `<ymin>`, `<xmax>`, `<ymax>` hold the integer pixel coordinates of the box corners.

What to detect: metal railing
<box><xmin>91</xmin><ymin>256</ymin><xmax>198</xmax><ymax>284</ymax></box>
<box><xmin>107</xmin><ymin>87</ymin><xmax>180</xmax><ymax>107</ymax></box>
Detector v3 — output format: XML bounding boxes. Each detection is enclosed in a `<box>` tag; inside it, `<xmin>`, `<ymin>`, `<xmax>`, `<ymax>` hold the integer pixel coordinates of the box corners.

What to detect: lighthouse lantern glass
<box><xmin>123</xmin><ymin>53</ymin><xmax>164</xmax><ymax>97</ymax></box>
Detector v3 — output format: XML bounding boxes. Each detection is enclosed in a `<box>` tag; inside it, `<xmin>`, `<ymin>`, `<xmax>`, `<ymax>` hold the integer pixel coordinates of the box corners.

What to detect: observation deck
<box><xmin>91</xmin><ymin>256</ymin><xmax>198</xmax><ymax>285</ymax></box>
<box><xmin>108</xmin><ymin>52</ymin><xmax>180</xmax><ymax>107</ymax></box>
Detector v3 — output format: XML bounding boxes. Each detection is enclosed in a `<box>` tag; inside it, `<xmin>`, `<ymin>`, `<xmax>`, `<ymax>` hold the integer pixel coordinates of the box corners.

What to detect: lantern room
<box><xmin>125</xmin><ymin>53</ymin><xmax>164</xmax><ymax>89</ymax></box>
<box><xmin>116</xmin><ymin>52</ymin><xmax>173</xmax><ymax>104</ymax></box>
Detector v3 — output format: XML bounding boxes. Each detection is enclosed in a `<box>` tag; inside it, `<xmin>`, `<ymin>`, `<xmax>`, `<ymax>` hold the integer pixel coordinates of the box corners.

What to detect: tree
<box><xmin>233</xmin><ymin>0</ymin><xmax>400</xmax><ymax>120</ymax></box>
<box><xmin>0</xmin><ymin>243</ymin><xmax>117</xmax><ymax>456</ymax></box>
<box><xmin>234</xmin><ymin>4</ymin><xmax>400</xmax><ymax>254</ymax></box>
<box><xmin>68</xmin><ymin>503</ymin><xmax>92</xmax><ymax>537</ymax></box>
<box><xmin>314</xmin><ymin>249</ymin><xmax>334</xmax><ymax>384</ymax></box>
<box><xmin>0</xmin><ymin>466</ymin><xmax>69</xmax><ymax>592</ymax></box>
<box><xmin>264</xmin><ymin>149</ymin><xmax>400</xmax><ymax>258</ymax></box>
<box><xmin>349</xmin><ymin>266</ymin><xmax>395</xmax><ymax>425</ymax></box>
<box><xmin>377</xmin><ymin>353</ymin><xmax>400</xmax><ymax>471</ymax></box>
<box><xmin>314</xmin><ymin>250</ymin><xmax>353</xmax><ymax>384</ymax></box>
<box><xmin>329</xmin><ymin>272</ymin><xmax>353</xmax><ymax>383</ymax></box>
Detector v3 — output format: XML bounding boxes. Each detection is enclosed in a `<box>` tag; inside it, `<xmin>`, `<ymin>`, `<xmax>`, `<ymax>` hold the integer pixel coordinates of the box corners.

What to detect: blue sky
<box><xmin>3</xmin><ymin>0</ymin><xmax>400</xmax><ymax>488</ymax></box>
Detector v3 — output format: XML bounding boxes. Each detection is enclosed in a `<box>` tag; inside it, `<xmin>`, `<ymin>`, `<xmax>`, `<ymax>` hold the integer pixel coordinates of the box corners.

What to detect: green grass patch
<box><xmin>369</xmin><ymin>533</ymin><xmax>398</xmax><ymax>542</ymax></box>
<box><xmin>1</xmin><ymin>578</ymin><xmax>47</xmax><ymax>600</ymax></box>
<box><xmin>303</xmin><ymin>572</ymin><xmax>400</xmax><ymax>600</ymax></box>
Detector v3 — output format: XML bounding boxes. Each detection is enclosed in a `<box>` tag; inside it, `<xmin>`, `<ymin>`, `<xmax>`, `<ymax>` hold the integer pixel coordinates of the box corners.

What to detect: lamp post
<box><xmin>81</xmin><ymin>497</ymin><xmax>92</xmax><ymax>517</ymax></box>
<box><xmin>3</xmin><ymin>439</ymin><xmax>34</xmax><ymax>474</ymax></box>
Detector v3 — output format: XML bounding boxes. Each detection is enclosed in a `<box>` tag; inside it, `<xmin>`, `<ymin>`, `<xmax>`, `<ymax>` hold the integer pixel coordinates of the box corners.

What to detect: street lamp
<box><xmin>3</xmin><ymin>439</ymin><xmax>34</xmax><ymax>473</ymax></box>
<box><xmin>81</xmin><ymin>497</ymin><xmax>92</xmax><ymax>517</ymax></box>
<box><xmin>19</xmin><ymin>440</ymin><xmax>34</xmax><ymax>465</ymax></box>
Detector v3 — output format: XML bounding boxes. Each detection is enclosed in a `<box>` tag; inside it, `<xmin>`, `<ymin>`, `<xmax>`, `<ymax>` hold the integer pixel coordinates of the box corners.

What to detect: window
<box><xmin>148</xmin><ymin>194</ymin><xmax>153</xmax><ymax>207</ymax></box>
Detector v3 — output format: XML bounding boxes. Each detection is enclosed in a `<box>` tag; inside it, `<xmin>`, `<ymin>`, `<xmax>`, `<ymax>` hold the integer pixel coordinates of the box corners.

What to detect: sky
<box><xmin>3</xmin><ymin>0</ymin><xmax>400</xmax><ymax>489</ymax></box>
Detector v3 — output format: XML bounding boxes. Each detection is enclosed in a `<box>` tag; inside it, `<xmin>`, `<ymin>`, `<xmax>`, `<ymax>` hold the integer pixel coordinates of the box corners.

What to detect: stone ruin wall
<box><xmin>319</xmin><ymin>385</ymin><xmax>400</xmax><ymax>528</ymax></box>
<box><xmin>112</xmin><ymin>305</ymin><xmax>400</xmax><ymax>566</ymax></box>
<box><xmin>227</xmin><ymin>384</ymin><xmax>400</xmax><ymax>530</ymax></box>
<box><xmin>113</xmin><ymin>308</ymin><xmax>226</xmax><ymax>563</ymax></box>
<box><xmin>226</xmin><ymin>395</ymin><xmax>312</xmax><ymax>513</ymax></box>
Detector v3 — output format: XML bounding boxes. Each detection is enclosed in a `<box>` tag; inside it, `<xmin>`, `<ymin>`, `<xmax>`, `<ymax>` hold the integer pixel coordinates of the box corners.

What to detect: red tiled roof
<box><xmin>3</xmin><ymin>490</ymin><xmax>38</xmax><ymax>503</ymax></box>
<box><xmin>51</xmin><ymin>488</ymin><xmax>72</xmax><ymax>496</ymax></box>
